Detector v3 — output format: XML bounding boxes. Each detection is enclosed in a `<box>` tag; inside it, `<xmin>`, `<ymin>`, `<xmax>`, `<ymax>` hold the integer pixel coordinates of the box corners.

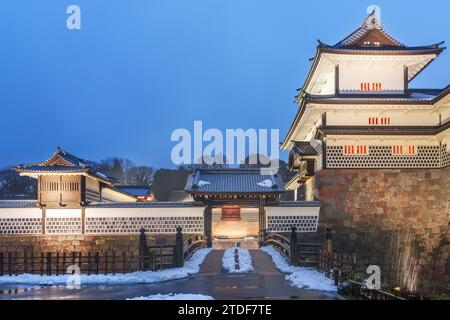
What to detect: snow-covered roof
<box><xmin>113</xmin><ymin>185</ymin><xmax>152</xmax><ymax>197</ymax></box>
<box><xmin>185</xmin><ymin>168</ymin><xmax>285</xmax><ymax>194</ymax></box>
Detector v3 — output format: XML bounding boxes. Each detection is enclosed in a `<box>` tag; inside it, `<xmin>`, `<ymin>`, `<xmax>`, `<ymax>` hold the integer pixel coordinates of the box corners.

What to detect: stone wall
<box><xmin>314</xmin><ymin>166</ymin><xmax>449</xmax><ymax>294</ymax></box>
<box><xmin>0</xmin><ymin>234</ymin><xmax>180</xmax><ymax>254</ymax></box>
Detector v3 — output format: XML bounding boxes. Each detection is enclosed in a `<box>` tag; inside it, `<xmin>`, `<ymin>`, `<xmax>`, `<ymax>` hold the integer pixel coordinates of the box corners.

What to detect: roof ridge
<box><xmin>0</xmin><ymin>199</ymin><xmax>37</xmax><ymax>202</ymax></box>
<box><xmin>55</xmin><ymin>147</ymin><xmax>89</xmax><ymax>167</ymax></box>
<box><xmin>334</xmin><ymin>26</ymin><xmax>367</xmax><ymax>46</ymax></box>
<box><xmin>333</xmin><ymin>22</ymin><xmax>404</xmax><ymax>48</ymax></box>
<box><xmin>378</xmin><ymin>28</ymin><xmax>404</xmax><ymax>47</ymax></box>
<box><xmin>86</xmin><ymin>201</ymin><xmax>205</xmax><ymax>208</ymax></box>
<box><xmin>16</xmin><ymin>148</ymin><xmax>115</xmax><ymax>184</ymax></box>
<box><xmin>197</xmin><ymin>167</ymin><xmax>267</xmax><ymax>172</ymax></box>
<box><xmin>114</xmin><ymin>185</ymin><xmax>151</xmax><ymax>188</ymax></box>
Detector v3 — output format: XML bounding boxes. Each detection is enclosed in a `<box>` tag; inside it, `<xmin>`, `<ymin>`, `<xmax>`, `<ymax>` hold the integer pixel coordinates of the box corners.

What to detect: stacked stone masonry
<box><xmin>0</xmin><ymin>234</ymin><xmax>181</xmax><ymax>254</ymax></box>
<box><xmin>315</xmin><ymin>166</ymin><xmax>450</xmax><ymax>293</ymax></box>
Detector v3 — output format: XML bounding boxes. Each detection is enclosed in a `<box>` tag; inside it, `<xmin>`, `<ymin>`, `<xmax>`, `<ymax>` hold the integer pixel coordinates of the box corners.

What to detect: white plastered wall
<box><xmin>265</xmin><ymin>206</ymin><xmax>320</xmax><ymax>232</ymax></box>
<box><xmin>0</xmin><ymin>208</ymin><xmax>42</xmax><ymax>218</ymax></box>
<box><xmin>339</xmin><ymin>60</ymin><xmax>404</xmax><ymax>93</ymax></box>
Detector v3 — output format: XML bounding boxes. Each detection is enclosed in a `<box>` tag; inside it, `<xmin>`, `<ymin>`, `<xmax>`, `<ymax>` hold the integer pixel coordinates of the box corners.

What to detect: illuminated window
<box><xmin>360</xmin><ymin>82</ymin><xmax>382</xmax><ymax>91</ymax></box>
<box><xmin>369</xmin><ymin>117</ymin><xmax>390</xmax><ymax>125</ymax></box>
<box><xmin>343</xmin><ymin>145</ymin><xmax>368</xmax><ymax>155</ymax></box>
<box><xmin>392</xmin><ymin>145</ymin><xmax>416</xmax><ymax>155</ymax></box>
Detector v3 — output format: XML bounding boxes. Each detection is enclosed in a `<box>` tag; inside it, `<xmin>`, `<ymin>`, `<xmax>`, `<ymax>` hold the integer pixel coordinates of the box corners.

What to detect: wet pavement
<box><xmin>0</xmin><ymin>250</ymin><xmax>340</xmax><ymax>300</ymax></box>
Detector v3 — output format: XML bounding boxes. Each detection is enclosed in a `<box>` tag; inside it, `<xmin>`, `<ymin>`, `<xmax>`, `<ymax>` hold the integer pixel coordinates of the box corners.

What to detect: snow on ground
<box><xmin>222</xmin><ymin>247</ymin><xmax>254</xmax><ymax>273</ymax></box>
<box><xmin>128</xmin><ymin>293</ymin><xmax>214</xmax><ymax>300</ymax></box>
<box><xmin>261</xmin><ymin>245</ymin><xmax>336</xmax><ymax>292</ymax></box>
<box><xmin>0</xmin><ymin>248</ymin><xmax>213</xmax><ymax>286</ymax></box>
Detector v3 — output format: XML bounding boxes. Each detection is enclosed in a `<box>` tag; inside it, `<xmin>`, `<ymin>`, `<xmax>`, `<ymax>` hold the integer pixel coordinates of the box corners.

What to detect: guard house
<box><xmin>16</xmin><ymin>147</ymin><xmax>142</xmax><ymax>207</ymax></box>
<box><xmin>185</xmin><ymin>168</ymin><xmax>320</xmax><ymax>248</ymax></box>
<box><xmin>279</xmin><ymin>6</ymin><xmax>449</xmax><ymax>292</ymax></box>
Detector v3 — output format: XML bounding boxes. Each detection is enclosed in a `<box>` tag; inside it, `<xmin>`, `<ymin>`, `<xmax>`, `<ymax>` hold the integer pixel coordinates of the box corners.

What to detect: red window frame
<box><xmin>344</xmin><ymin>145</ymin><xmax>367</xmax><ymax>155</ymax></box>
<box><xmin>369</xmin><ymin>117</ymin><xmax>391</xmax><ymax>125</ymax></box>
<box><xmin>361</xmin><ymin>82</ymin><xmax>382</xmax><ymax>92</ymax></box>
<box><xmin>392</xmin><ymin>145</ymin><xmax>416</xmax><ymax>155</ymax></box>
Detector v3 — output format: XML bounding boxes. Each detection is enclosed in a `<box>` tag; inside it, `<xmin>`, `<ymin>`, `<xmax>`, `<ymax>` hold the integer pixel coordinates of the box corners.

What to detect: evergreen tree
<box><xmin>110</xmin><ymin>158</ymin><xmax>124</xmax><ymax>182</ymax></box>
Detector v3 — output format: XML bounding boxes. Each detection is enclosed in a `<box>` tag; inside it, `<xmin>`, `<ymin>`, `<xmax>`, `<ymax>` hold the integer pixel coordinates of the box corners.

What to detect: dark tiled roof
<box><xmin>321</xmin><ymin>24</ymin><xmax>444</xmax><ymax>54</ymax></box>
<box><xmin>86</xmin><ymin>201</ymin><xmax>205</xmax><ymax>208</ymax></box>
<box><xmin>291</xmin><ymin>141</ymin><xmax>318</xmax><ymax>157</ymax></box>
<box><xmin>185</xmin><ymin>168</ymin><xmax>285</xmax><ymax>194</ymax></box>
<box><xmin>0</xmin><ymin>194</ymin><xmax>36</xmax><ymax>201</ymax></box>
<box><xmin>0</xmin><ymin>200</ymin><xmax>318</xmax><ymax>209</ymax></box>
<box><xmin>319</xmin><ymin>122</ymin><xmax>450</xmax><ymax>136</ymax></box>
<box><xmin>334</xmin><ymin>26</ymin><xmax>404</xmax><ymax>48</ymax></box>
<box><xmin>284</xmin><ymin>87</ymin><xmax>450</xmax><ymax>148</ymax></box>
<box><xmin>16</xmin><ymin>165</ymin><xmax>89</xmax><ymax>173</ymax></box>
<box><xmin>305</xmin><ymin>88</ymin><xmax>448</xmax><ymax>104</ymax></box>
<box><xmin>266</xmin><ymin>201</ymin><xmax>321</xmax><ymax>207</ymax></box>
<box><xmin>16</xmin><ymin>147</ymin><xmax>115</xmax><ymax>183</ymax></box>
<box><xmin>16</xmin><ymin>147</ymin><xmax>89</xmax><ymax>169</ymax></box>
<box><xmin>52</xmin><ymin>148</ymin><xmax>88</xmax><ymax>167</ymax></box>
<box><xmin>322</xmin><ymin>43</ymin><xmax>444</xmax><ymax>54</ymax></box>
<box><xmin>113</xmin><ymin>185</ymin><xmax>151</xmax><ymax>197</ymax></box>
<box><xmin>0</xmin><ymin>201</ymin><xmax>38</xmax><ymax>208</ymax></box>
<box><xmin>284</xmin><ymin>174</ymin><xmax>301</xmax><ymax>190</ymax></box>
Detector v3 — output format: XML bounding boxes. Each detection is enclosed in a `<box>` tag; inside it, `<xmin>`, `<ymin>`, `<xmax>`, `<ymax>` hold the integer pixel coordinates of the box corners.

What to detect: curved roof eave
<box><xmin>317</xmin><ymin>43</ymin><xmax>445</xmax><ymax>56</ymax></box>
<box><xmin>281</xmin><ymin>97</ymin><xmax>308</xmax><ymax>150</ymax></box>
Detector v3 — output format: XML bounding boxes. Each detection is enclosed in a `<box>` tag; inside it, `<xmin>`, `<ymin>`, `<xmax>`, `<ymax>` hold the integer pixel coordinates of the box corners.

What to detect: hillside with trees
<box><xmin>1</xmin><ymin>154</ymin><xmax>293</xmax><ymax>201</ymax></box>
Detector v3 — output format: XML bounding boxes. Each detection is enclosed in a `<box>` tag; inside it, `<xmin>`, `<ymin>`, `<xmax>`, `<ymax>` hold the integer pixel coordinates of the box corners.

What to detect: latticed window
<box><xmin>326</xmin><ymin>145</ymin><xmax>440</xmax><ymax>168</ymax></box>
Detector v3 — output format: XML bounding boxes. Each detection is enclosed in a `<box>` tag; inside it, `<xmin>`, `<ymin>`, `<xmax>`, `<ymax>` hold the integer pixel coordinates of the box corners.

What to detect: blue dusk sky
<box><xmin>0</xmin><ymin>0</ymin><xmax>449</xmax><ymax>168</ymax></box>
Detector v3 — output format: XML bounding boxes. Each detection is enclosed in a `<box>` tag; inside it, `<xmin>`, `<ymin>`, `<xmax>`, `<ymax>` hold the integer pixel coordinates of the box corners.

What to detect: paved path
<box><xmin>0</xmin><ymin>250</ymin><xmax>339</xmax><ymax>300</ymax></box>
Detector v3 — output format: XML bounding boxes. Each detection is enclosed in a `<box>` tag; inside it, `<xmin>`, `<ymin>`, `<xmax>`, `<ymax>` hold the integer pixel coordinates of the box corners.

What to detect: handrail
<box><xmin>183</xmin><ymin>234</ymin><xmax>207</xmax><ymax>261</ymax></box>
<box><xmin>264</xmin><ymin>233</ymin><xmax>290</xmax><ymax>245</ymax></box>
<box><xmin>183</xmin><ymin>234</ymin><xmax>205</xmax><ymax>249</ymax></box>
<box><xmin>263</xmin><ymin>233</ymin><xmax>291</xmax><ymax>260</ymax></box>
<box><xmin>347</xmin><ymin>280</ymin><xmax>406</xmax><ymax>300</ymax></box>
<box><xmin>264</xmin><ymin>239</ymin><xmax>290</xmax><ymax>258</ymax></box>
